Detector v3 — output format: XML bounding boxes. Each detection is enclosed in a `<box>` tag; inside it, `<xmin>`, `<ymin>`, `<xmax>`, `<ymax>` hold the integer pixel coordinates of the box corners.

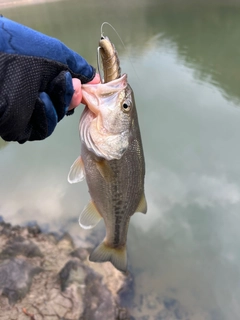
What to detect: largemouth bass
<box><xmin>68</xmin><ymin>34</ymin><xmax>147</xmax><ymax>272</ymax></box>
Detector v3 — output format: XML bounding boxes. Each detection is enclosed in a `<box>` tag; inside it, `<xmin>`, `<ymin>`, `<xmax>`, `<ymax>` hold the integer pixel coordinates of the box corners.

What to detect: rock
<box><xmin>0</xmin><ymin>237</ymin><xmax>43</xmax><ymax>259</ymax></box>
<box><xmin>119</xmin><ymin>271</ymin><xmax>135</xmax><ymax>307</ymax></box>
<box><xmin>70</xmin><ymin>247</ymin><xmax>90</xmax><ymax>260</ymax></box>
<box><xmin>59</xmin><ymin>258</ymin><xmax>86</xmax><ymax>291</ymax></box>
<box><xmin>163</xmin><ymin>297</ymin><xmax>188</xmax><ymax>319</ymax></box>
<box><xmin>117</xmin><ymin>307</ymin><xmax>135</xmax><ymax>320</ymax></box>
<box><xmin>0</xmin><ymin>258</ymin><xmax>42</xmax><ymax>305</ymax></box>
<box><xmin>0</xmin><ymin>219</ymin><xmax>203</xmax><ymax>320</ymax></box>
<box><xmin>80</xmin><ymin>267</ymin><xmax>116</xmax><ymax>320</ymax></box>
<box><xmin>163</xmin><ymin>297</ymin><xmax>179</xmax><ymax>311</ymax></box>
<box><xmin>128</xmin><ymin>290</ymin><xmax>191</xmax><ymax>320</ymax></box>
<box><xmin>0</xmin><ymin>220</ymin><xmax>131</xmax><ymax>319</ymax></box>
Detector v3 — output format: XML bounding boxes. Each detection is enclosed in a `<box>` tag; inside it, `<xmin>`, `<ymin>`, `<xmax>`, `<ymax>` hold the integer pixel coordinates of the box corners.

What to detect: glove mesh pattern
<box><xmin>0</xmin><ymin>52</ymin><xmax>83</xmax><ymax>143</ymax></box>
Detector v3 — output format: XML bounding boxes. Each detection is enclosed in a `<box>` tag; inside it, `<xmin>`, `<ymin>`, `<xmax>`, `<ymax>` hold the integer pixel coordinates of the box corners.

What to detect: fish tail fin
<box><xmin>89</xmin><ymin>241</ymin><xmax>127</xmax><ymax>273</ymax></box>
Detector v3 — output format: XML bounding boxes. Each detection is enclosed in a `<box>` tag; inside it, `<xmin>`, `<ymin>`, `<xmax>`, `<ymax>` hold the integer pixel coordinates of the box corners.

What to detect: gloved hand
<box><xmin>0</xmin><ymin>16</ymin><xmax>99</xmax><ymax>143</ymax></box>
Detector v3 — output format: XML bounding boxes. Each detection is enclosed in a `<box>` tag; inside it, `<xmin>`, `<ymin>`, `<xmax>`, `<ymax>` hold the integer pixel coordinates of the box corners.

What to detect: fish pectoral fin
<box><xmin>68</xmin><ymin>157</ymin><xmax>85</xmax><ymax>184</ymax></box>
<box><xmin>89</xmin><ymin>241</ymin><xmax>127</xmax><ymax>273</ymax></box>
<box><xmin>96</xmin><ymin>159</ymin><xmax>114</xmax><ymax>183</ymax></box>
<box><xmin>134</xmin><ymin>193</ymin><xmax>147</xmax><ymax>214</ymax></box>
<box><xmin>79</xmin><ymin>200</ymin><xmax>102</xmax><ymax>229</ymax></box>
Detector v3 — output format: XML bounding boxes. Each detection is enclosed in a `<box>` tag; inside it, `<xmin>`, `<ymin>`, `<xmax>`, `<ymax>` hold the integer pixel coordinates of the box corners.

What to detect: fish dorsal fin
<box><xmin>68</xmin><ymin>157</ymin><xmax>85</xmax><ymax>184</ymax></box>
<box><xmin>96</xmin><ymin>159</ymin><xmax>115</xmax><ymax>182</ymax></box>
<box><xmin>79</xmin><ymin>200</ymin><xmax>102</xmax><ymax>229</ymax></box>
<box><xmin>135</xmin><ymin>193</ymin><xmax>147</xmax><ymax>214</ymax></box>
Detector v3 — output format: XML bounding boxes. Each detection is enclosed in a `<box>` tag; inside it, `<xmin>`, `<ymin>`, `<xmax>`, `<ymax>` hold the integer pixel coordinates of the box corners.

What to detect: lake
<box><xmin>1</xmin><ymin>0</ymin><xmax>240</xmax><ymax>319</ymax></box>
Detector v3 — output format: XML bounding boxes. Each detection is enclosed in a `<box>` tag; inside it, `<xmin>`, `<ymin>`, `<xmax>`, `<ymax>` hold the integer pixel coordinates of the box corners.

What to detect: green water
<box><xmin>1</xmin><ymin>1</ymin><xmax>240</xmax><ymax>319</ymax></box>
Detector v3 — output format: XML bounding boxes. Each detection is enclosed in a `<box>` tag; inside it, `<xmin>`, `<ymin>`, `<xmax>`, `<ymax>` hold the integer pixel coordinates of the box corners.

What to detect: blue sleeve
<box><xmin>0</xmin><ymin>16</ymin><xmax>94</xmax><ymax>81</ymax></box>
<box><xmin>0</xmin><ymin>16</ymin><xmax>96</xmax><ymax>142</ymax></box>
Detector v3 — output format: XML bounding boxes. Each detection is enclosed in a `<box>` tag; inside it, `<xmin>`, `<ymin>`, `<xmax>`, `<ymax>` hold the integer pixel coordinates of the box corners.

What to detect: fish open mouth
<box><xmin>81</xmin><ymin>74</ymin><xmax>128</xmax><ymax>116</ymax></box>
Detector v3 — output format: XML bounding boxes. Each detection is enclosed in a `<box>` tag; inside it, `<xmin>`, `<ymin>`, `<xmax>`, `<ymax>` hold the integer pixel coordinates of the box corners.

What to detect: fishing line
<box><xmin>99</xmin><ymin>22</ymin><xmax>141</xmax><ymax>85</ymax></box>
<box><xmin>100</xmin><ymin>22</ymin><xmax>125</xmax><ymax>48</ymax></box>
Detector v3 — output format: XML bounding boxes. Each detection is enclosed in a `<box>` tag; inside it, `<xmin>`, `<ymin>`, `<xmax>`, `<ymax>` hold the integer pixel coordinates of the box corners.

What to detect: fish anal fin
<box><xmin>96</xmin><ymin>159</ymin><xmax>114</xmax><ymax>182</ymax></box>
<box><xmin>68</xmin><ymin>156</ymin><xmax>85</xmax><ymax>184</ymax></box>
<box><xmin>79</xmin><ymin>201</ymin><xmax>102</xmax><ymax>229</ymax></box>
<box><xmin>134</xmin><ymin>193</ymin><xmax>147</xmax><ymax>214</ymax></box>
<box><xmin>89</xmin><ymin>241</ymin><xmax>127</xmax><ymax>273</ymax></box>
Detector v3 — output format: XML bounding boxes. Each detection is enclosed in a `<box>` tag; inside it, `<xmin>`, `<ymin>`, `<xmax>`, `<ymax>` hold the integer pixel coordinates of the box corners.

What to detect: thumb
<box><xmin>68</xmin><ymin>73</ymin><xmax>101</xmax><ymax>111</ymax></box>
<box><xmin>88</xmin><ymin>73</ymin><xmax>101</xmax><ymax>84</ymax></box>
<box><xmin>68</xmin><ymin>78</ymin><xmax>82</xmax><ymax>111</ymax></box>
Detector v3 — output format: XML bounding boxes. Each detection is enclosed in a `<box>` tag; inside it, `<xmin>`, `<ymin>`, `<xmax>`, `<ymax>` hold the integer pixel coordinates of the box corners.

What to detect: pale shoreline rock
<box><xmin>0</xmin><ymin>220</ymin><xmax>133</xmax><ymax>320</ymax></box>
<box><xmin>0</xmin><ymin>220</ymin><xmax>208</xmax><ymax>320</ymax></box>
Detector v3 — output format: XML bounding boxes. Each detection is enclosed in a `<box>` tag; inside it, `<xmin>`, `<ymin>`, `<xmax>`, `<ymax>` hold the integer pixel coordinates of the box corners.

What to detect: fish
<box><xmin>68</xmin><ymin>33</ymin><xmax>147</xmax><ymax>272</ymax></box>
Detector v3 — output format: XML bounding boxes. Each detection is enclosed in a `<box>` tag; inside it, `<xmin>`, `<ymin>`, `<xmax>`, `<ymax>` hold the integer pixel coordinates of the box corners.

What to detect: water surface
<box><xmin>1</xmin><ymin>1</ymin><xmax>240</xmax><ymax>319</ymax></box>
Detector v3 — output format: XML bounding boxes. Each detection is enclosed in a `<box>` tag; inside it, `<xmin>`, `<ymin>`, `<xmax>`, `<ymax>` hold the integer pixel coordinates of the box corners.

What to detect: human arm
<box><xmin>0</xmin><ymin>16</ymin><xmax>99</xmax><ymax>143</ymax></box>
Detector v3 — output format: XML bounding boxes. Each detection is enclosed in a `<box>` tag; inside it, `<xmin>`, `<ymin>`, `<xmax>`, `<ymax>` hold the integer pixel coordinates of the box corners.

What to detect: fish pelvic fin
<box><xmin>89</xmin><ymin>241</ymin><xmax>127</xmax><ymax>273</ymax></box>
<box><xmin>68</xmin><ymin>157</ymin><xmax>85</xmax><ymax>184</ymax></box>
<box><xmin>134</xmin><ymin>193</ymin><xmax>147</xmax><ymax>214</ymax></box>
<box><xmin>79</xmin><ymin>200</ymin><xmax>102</xmax><ymax>229</ymax></box>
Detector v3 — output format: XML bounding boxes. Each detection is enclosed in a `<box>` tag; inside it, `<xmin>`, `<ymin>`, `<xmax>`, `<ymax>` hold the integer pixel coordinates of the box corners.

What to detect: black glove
<box><xmin>0</xmin><ymin>16</ymin><xmax>96</xmax><ymax>143</ymax></box>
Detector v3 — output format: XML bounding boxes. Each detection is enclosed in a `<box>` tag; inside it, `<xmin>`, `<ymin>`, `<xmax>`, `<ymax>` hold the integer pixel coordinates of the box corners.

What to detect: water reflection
<box><xmin>128</xmin><ymin>38</ymin><xmax>240</xmax><ymax>319</ymax></box>
<box><xmin>3</xmin><ymin>0</ymin><xmax>240</xmax><ymax>102</ymax></box>
<box><xmin>1</xmin><ymin>1</ymin><xmax>240</xmax><ymax>319</ymax></box>
<box><xmin>143</xmin><ymin>3</ymin><xmax>240</xmax><ymax>104</ymax></box>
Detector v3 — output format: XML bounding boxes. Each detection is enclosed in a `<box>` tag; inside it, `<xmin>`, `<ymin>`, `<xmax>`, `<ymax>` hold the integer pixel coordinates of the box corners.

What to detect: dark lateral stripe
<box><xmin>113</xmin><ymin>214</ymin><xmax>123</xmax><ymax>246</ymax></box>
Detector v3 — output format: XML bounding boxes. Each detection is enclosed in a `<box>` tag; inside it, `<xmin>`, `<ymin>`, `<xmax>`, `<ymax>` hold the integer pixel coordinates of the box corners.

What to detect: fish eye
<box><xmin>122</xmin><ymin>102</ymin><xmax>131</xmax><ymax>112</ymax></box>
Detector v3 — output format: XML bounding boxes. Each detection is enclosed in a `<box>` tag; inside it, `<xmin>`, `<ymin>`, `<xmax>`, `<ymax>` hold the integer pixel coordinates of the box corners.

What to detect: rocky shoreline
<box><xmin>0</xmin><ymin>220</ymin><xmax>133</xmax><ymax>319</ymax></box>
<box><xmin>0</xmin><ymin>220</ymin><xmax>207</xmax><ymax>320</ymax></box>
